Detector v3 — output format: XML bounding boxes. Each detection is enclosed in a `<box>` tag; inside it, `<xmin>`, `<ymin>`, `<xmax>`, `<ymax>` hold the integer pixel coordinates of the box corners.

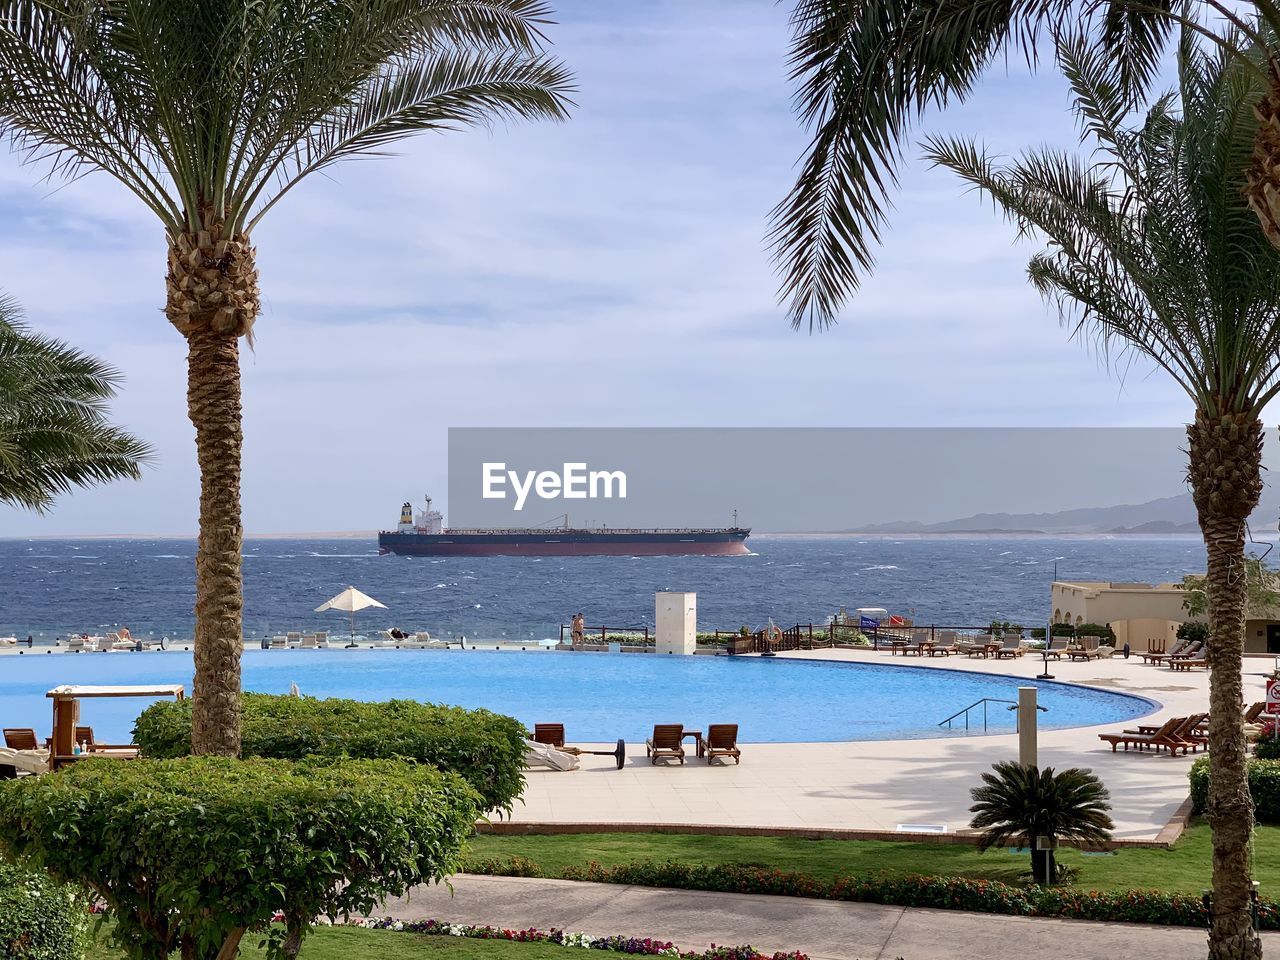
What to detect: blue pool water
<box><xmin>0</xmin><ymin>650</ymin><xmax>1155</xmax><ymax>743</ymax></box>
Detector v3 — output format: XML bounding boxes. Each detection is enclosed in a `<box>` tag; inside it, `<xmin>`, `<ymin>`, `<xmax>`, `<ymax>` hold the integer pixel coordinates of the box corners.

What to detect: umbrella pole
<box><xmin>348</xmin><ymin>609</ymin><xmax>358</xmax><ymax>648</ymax></box>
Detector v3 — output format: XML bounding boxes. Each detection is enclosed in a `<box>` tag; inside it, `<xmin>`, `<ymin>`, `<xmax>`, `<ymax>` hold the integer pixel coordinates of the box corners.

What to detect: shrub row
<box><xmin>465</xmin><ymin>856</ymin><xmax>1268</xmax><ymax>929</ymax></box>
<box><xmin>1190</xmin><ymin>757</ymin><xmax>1280</xmax><ymax>822</ymax></box>
<box><xmin>349</xmin><ymin>916</ymin><xmax>809</xmax><ymax>960</ymax></box>
<box><xmin>133</xmin><ymin>693</ymin><xmax>527</xmax><ymax>812</ymax></box>
<box><xmin>0</xmin><ymin>757</ymin><xmax>481</xmax><ymax>960</ymax></box>
<box><xmin>0</xmin><ymin>860</ymin><xmax>90</xmax><ymax>960</ymax></box>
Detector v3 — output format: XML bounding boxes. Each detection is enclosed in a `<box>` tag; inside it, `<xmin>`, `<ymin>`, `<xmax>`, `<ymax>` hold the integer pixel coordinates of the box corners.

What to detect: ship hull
<box><xmin>378</xmin><ymin>529</ymin><xmax>750</xmax><ymax>557</ymax></box>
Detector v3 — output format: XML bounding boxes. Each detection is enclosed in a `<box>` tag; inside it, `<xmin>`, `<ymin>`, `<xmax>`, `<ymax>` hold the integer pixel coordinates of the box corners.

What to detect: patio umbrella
<box><xmin>315</xmin><ymin>586</ymin><xmax>387</xmax><ymax>646</ymax></box>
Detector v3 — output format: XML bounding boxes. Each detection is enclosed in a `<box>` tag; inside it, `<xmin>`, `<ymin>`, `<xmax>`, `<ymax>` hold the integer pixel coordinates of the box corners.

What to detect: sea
<box><xmin>0</xmin><ymin>535</ymin><xmax>1229</xmax><ymax>644</ymax></box>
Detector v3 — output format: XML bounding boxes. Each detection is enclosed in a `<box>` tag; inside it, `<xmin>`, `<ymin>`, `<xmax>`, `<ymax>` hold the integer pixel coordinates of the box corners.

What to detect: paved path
<box><xmin>383</xmin><ymin>874</ymin><xmax>1280</xmax><ymax>960</ymax></box>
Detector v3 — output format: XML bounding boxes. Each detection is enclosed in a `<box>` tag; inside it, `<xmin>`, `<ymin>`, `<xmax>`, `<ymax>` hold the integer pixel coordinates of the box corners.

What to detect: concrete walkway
<box><xmin>512</xmin><ymin>649</ymin><xmax>1261</xmax><ymax>841</ymax></box>
<box><xmin>383</xmin><ymin>874</ymin><xmax>1280</xmax><ymax>960</ymax></box>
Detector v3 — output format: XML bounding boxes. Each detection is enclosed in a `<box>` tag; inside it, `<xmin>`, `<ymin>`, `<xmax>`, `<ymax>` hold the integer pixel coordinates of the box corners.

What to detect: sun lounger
<box><xmin>1044</xmin><ymin>637</ymin><xmax>1070</xmax><ymax>659</ymax></box>
<box><xmin>299</xmin><ymin>634</ymin><xmax>319</xmax><ymax>648</ymax></box>
<box><xmin>270</xmin><ymin>635</ymin><xmax>288</xmax><ymax>649</ymax></box>
<box><xmin>994</xmin><ymin>636</ymin><xmax>1024</xmax><ymax>659</ymax></box>
<box><xmin>1245</xmin><ymin>702</ymin><xmax>1267</xmax><ymax>724</ymax></box>
<box><xmin>1066</xmin><ymin>636</ymin><xmax>1104</xmax><ymax>661</ymax></box>
<box><xmin>1098</xmin><ymin>716</ymin><xmax>1188</xmax><ymax>753</ymax></box>
<box><xmin>3</xmin><ymin>728</ymin><xmax>38</xmax><ymax>751</ymax></box>
<box><xmin>1168</xmin><ymin>640</ymin><xmax>1204</xmax><ymax>661</ymax></box>
<box><xmin>1170</xmin><ymin>658</ymin><xmax>1207</xmax><ymax>671</ymax></box>
<box><xmin>533</xmin><ymin>723</ymin><xmax>565</xmax><ymax>747</ymax></box>
<box><xmin>1126</xmin><ymin>713</ymin><xmax>1208</xmax><ymax>752</ymax></box>
<box><xmin>704</xmin><ymin>724</ymin><xmax>741</xmax><ymax>764</ymax></box>
<box><xmin>645</xmin><ymin>724</ymin><xmax>685</xmax><ymax>765</ymax></box>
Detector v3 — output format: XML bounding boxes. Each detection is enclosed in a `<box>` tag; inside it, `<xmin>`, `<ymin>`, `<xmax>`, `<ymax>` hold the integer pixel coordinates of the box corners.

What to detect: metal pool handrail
<box><xmin>938</xmin><ymin>697</ymin><xmax>1021</xmax><ymax>732</ymax></box>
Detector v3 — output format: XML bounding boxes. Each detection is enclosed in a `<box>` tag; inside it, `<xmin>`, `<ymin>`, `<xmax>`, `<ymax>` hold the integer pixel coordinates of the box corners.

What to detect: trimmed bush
<box><xmin>1190</xmin><ymin>756</ymin><xmax>1280</xmax><ymax>822</ymax></box>
<box><xmin>133</xmin><ymin>693</ymin><xmax>526</xmax><ymax>812</ymax></box>
<box><xmin>0</xmin><ymin>860</ymin><xmax>90</xmax><ymax>960</ymax></box>
<box><xmin>467</xmin><ymin>856</ymin><xmax>1276</xmax><ymax>929</ymax></box>
<box><xmin>1177</xmin><ymin>621</ymin><xmax>1210</xmax><ymax>643</ymax></box>
<box><xmin>0</xmin><ymin>757</ymin><xmax>481</xmax><ymax>960</ymax></box>
<box><xmin>1256</xmin><ymin>736</ymin><xmax>1280</xmax><ymax>760</ymax></box>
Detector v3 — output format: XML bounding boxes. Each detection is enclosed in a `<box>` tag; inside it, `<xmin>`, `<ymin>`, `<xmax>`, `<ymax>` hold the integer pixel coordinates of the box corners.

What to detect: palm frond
<box><xmin>0</xmin><ymin>0</ymin><xmax>575</xmax><ymax>236</ymax></box>
<box><xmin>924</xmin><ymin>25</ymin><xmax>1280</xmax><ymax>415</ymax></box>
<box><xmin>0</xmin><ymin>296</ymin><xmax>152</xmax><ymax>513</ymax></box>
<box><xmin>768</xmin><ymin>0</ymin><xmax>1193</xmax><ymax>330</ymax></box>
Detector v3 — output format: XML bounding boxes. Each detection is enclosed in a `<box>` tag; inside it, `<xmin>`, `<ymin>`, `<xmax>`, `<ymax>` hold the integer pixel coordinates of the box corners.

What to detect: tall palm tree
<box><xmin>0</xmin><ymin>294</ymin><xmax>151</xmax><ymax>511</ymax></box>
<box><xmin>969</xmin><ymin>761</ymin><xmax>1114</xmax><ymax>884</ymax></box>
<box><xmin>922</xmin><ymin>36</ymin><xmax>1277</xmax><ymax>959</ymax></box>
<box><xmin>0</xmin><ymin>0</ymin><xmax>574</xmax><ymax>756</ymax></box>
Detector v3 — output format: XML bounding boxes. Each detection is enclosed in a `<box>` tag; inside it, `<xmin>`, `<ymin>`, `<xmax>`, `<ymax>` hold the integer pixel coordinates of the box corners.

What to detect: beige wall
<box><xmin>1109</xmin><ymin>618</ymin><xmax>1181</xmax><ymax>653</ymax></box>
<box><xmin>1245</xmin><ymin>619</ymin><xmax>1280</xmax><ymax>655</ymax></box>
<box><xmin>1051</xmin><ymin>581</ymin><xmax>1195</xmax><ymax>629</ymax></box>
<box><xmin>1052</xmin><ymin>580</ymin><xmax>1280</xmax><ymax>654</ymax></box>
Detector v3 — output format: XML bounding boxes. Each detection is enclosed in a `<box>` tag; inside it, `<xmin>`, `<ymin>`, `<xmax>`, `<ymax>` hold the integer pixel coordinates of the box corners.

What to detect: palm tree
<box><xmin>0</xmin><ymin>0</ymin><xmax>574</xmax><ymax>756</ymax></box>
<box><xmin>970</xmin><ymin>761</ymin><xmax>1114</xmax><ymax>884</ymax></box>
<box><xmin>923</xmin><ymin>35</ymin><xmax>1277</xmax><ymax>958</ymax></box>
<box><xmin>0</xmin><ymin>294</ymin><xmax>152</xmax><ymax>511</ymax></box>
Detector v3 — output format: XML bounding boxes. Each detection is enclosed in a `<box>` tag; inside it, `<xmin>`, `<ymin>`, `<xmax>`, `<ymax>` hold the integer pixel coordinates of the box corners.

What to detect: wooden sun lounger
<box><xmin>994</xmin><ymin>637</ymin><xmax>1024</xmax><ymax>659</ymax></box>
<box><xmin>533</xmin><ymin>723</ymin><xmax>565</xmax><ymax>747</ymax></box>
<box><xmin>1170</xmin><ymin>658</ymin><xmax>1207</xmax><ymax>671</ymax></box>
<box><xmin>704</xmin><ymin>724</ymin><xmax>741</xmax><ymax>765</ymax></box>
<box><xmin>1245</xmin><ymin>702</ymin><xmax>1267</xmax><ymax>724</ymax></box>
<box><xmin>1126</xmin><ymin>713</ymin><xmax>1208</xmax><ymax>754</ymax></box>
<box><xmin>645</xmin><ymin>724</ymin><xmax>685</xmax><ymax>765</ymax></box>
<box><xmin>3</xmin><ymin>728</ymin><xmax>38</xmax><ymax>751</ymax></box>
<box><xmin>1044</xmin><ymin>638</ymin><xmax>1070</xmax><ymax>659</ymax></box>
<box><xmin>1098</xmin><ymin>716</ymin><xmax>1188</xmax><ymax>753</ymax></box>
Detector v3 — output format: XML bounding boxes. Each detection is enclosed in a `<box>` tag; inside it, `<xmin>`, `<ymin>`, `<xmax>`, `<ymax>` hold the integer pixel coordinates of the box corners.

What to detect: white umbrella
<box><xmin>315</xmin><ymin>586</ymin><xmax>387</xmax><ymax>645</ymax></box>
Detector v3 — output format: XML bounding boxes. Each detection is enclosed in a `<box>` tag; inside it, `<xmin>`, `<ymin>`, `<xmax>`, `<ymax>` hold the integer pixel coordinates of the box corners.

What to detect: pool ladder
<box><xmin>937</xmin><ymin>697</ymin><xmax>1031</xmax><ymax>733</ymax></box>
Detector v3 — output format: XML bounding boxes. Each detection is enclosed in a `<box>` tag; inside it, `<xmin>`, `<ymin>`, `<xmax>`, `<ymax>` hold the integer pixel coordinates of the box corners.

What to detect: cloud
<box><xmin>0</xmin><ymin>1</ymin><xmax>1193</xmax><ymax>536</ymax></box>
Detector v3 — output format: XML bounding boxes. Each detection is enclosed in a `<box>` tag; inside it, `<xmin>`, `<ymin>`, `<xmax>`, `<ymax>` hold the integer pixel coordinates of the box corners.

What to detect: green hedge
<box><xmin>466</xmin><ymin>856</ymin><xmax>1261</xmax><ymax>928</ymax></box>
<box><xmin>1190</xmin><ymin>756</ymin><xmax>1280</xmax><ymax>822</ymax></box>
<box><xmin>0</xmin><ymin>757</ymin><xmax>480</xmax><ymax>960</ymax></box>
<box><xmin>133</xmin><ymin>693</ymin><xmax>526</xmax><ymax>812</ymax></box>
<box><xmin>0</xmin><ymin>860</ymin><xmax>90</xmax><ymax>960</ymax></box>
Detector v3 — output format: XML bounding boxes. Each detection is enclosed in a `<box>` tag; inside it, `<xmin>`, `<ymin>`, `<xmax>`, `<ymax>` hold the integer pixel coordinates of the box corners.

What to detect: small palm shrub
<box><xmin>969</xmin><ymin>762</ymin><xmax>1114</xmax><ymax>885</ymax></box>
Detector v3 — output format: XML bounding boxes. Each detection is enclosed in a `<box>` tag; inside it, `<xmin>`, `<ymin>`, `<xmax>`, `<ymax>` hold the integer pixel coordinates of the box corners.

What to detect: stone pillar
<box><xmin>655</xmin><ymin>592</ymin><xmax>696</xmax><ymax>655</ymax></box>
<box><xmin>1018</xmin><ymin>686</ymin><xmax>1038</xmax><ymax>768</ymax></box>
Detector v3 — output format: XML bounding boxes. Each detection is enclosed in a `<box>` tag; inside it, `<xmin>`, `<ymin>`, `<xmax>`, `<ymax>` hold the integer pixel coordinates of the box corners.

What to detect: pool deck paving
<box><xmin>506</xmin><ymin>648</ymin><xmax>1271</xmax><ymax>843</ymax></box>
<box><xmin>382</xmin><ymin>873</ymin><xmax>1280</xmax><ymax>960</ymax></box>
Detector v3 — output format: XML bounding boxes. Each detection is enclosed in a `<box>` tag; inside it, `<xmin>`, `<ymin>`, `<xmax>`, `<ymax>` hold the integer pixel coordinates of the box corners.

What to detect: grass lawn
<box><xmin>87</xmin><ymin>926</ymin><xmax>577</xmax><ymax>960</ymax></box>
<box><xmin>466</xmin><ymin>821</ymin><xmax>1280</xmax><ymax>894</ymax></box>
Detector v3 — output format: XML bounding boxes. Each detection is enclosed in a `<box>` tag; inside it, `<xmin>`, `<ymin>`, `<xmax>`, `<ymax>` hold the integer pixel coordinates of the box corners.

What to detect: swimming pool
<box><xmin>0</xmin><ymin>650</ymin><xmax>1156</xmax><ymax>743</ymax></box>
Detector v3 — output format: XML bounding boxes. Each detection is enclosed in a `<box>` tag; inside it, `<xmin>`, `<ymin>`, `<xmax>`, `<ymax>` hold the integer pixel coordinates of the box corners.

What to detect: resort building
<box><xmin>1051</xmin><ymin>579</ymin><xmax>1280</xmax><ymax>653</ymax></box>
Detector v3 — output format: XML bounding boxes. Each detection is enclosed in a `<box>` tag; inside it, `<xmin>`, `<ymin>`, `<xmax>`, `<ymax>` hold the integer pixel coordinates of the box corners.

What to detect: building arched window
<box><xmin>1053</xmin><ymin>608</ymin><xmax>1062</xmax><ymax>624</ymax></box>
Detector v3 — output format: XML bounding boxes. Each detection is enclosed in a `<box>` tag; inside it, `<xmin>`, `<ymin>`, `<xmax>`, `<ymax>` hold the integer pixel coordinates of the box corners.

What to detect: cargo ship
<box><xmin>378</xmin><ymin>497</ymin><xmax>750</xmax><ymax>557</ymax></box>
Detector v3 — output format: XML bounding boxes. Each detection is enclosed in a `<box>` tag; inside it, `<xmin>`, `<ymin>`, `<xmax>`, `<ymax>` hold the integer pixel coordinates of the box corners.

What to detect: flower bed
<box><xmin>465</xmin><ymin>856</ymin><xmax>1279</xmax><ymax>929</ymax></box>
<box><xmin>346</xmin><ymin>917</ymin><xmax>808</xmax><ymax>960</ymax></box>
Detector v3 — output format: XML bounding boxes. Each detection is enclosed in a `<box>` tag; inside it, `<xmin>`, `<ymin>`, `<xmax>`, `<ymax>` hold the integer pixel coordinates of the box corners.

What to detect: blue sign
<box><xmin>859</xmin><ymin>616</ymin><xmax>880</xmax><ymax>629</ymax></box>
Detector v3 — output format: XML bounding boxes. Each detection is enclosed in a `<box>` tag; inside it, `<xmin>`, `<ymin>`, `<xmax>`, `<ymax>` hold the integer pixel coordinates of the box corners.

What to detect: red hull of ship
<box><xmin>381</xmin><ymin>540</ymin><xmax>751</xmax><ymax>557</ymax></box>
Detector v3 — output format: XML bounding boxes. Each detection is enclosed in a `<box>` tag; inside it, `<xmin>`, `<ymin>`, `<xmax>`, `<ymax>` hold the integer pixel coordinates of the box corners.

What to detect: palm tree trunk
<box><xmin>167</xmin><ymin>225</ymin><xmax>260</xmax><ymax>757</ymax></box>
<box><xmin>1187</xmin><ymin>411</ymin><xmax>1264</xmax><ymax>960</ymax></box>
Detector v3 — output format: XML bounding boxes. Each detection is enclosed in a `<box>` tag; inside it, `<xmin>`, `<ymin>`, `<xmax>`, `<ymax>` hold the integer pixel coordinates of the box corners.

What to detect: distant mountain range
<box><xmin>853</xmin><ymin>490</ymin><xmax>1280</xmax><ymax>535</ymax></box>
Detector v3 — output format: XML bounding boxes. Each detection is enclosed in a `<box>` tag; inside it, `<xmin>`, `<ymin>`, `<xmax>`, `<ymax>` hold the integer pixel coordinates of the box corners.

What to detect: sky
<box><xmin>0</xmin><ymin>1</ymin><xmax>1200</xmax><ymax>537</ymax></box>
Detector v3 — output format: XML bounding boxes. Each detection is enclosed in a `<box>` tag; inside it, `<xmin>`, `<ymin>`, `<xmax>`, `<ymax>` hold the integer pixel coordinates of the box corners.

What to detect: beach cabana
<box><xmin>45</xmin><ymin>684</ymin><xmax>184</xmax><ymax>770</ymax></box>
